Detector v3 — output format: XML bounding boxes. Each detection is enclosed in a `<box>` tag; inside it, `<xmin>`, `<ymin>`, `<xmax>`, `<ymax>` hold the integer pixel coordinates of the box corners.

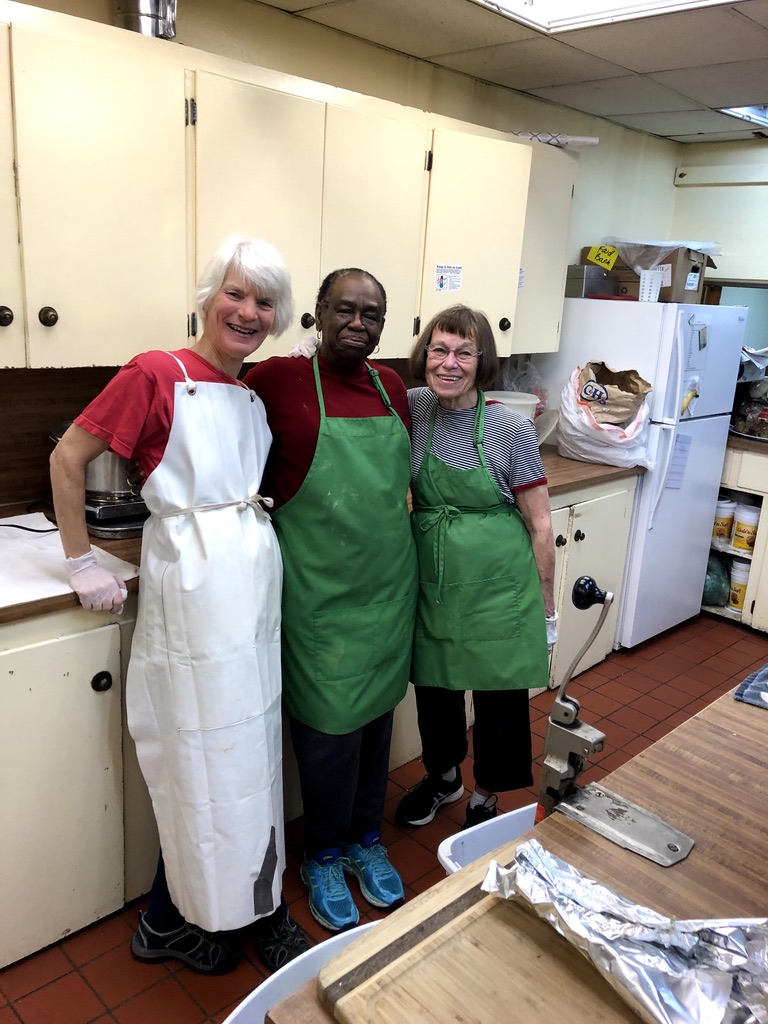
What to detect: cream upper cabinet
<box><xmin>511</xmin><ymin>144</ymin><xmax>575</xmax><ymax>355</ymax></box>
<box><xmin>194</xmin><ymin>71</ymin><xmax>325</xmax><ymax>356</ymax></box>
<box><xmin>10</xmin><ymin>26</ymin><xmax>188</xmax><ymax>368</ymax></box>
<box><xmin>0</xmin><ymin>24</ymin><xmax>23</xmax><ymax>368</ymax></box>
<box><xmin>321</xmin><ymin>106</ymin><xmax>430</xmax><ymax>357</ymax></box>
<box><xmin>419</xmin><ymin>129</ymin><xmax>531</xmax><ymax>355</ymax></box>
<box><xmin>0</xmin><ymin>623</ymin><xmax>124</xmax><ymax>969</ymax></box>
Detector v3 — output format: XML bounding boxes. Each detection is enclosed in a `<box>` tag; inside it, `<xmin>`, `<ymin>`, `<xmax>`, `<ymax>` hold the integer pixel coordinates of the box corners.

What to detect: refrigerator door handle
<box><xmin>658</xmin><ymin>311</ymin><xmax>685</xmax><ymax>426</ymax></box>
<box><xmin>648</xmin><ymin>424</ymin><xmax>676</xmax><ymax>529</ymax></box>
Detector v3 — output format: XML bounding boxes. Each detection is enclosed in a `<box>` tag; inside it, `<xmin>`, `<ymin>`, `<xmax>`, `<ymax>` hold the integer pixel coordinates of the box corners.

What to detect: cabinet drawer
<box><xmin>736</xmin><ymin>453</ymin><xmax>768</xmax><ymax>493</ymax></box>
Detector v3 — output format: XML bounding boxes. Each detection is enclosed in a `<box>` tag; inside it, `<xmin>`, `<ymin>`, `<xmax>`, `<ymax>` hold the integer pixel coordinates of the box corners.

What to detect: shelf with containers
<box><xmin>703</xmin><ymin>439</ymin><xmax>768</xmax><ymax>629</ymax></box>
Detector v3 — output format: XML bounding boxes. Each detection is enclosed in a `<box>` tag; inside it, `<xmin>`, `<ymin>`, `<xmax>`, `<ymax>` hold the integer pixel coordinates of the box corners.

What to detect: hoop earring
<box><xmin>372</xmin><ymin>345</ymin><xmax>380</xmax><ymax>355</ymax></box>
<box><xmin>316</xmin><ymin>327</ymin><xmax>322</xmax><ymax>343</ymax></box>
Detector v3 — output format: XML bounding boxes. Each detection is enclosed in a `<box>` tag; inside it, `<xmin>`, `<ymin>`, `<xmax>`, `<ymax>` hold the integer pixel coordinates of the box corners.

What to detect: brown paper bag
<box><xmin>578</xmin><ymin>361</ymin><xmax>652</xmax><ymax>426</ymax></box>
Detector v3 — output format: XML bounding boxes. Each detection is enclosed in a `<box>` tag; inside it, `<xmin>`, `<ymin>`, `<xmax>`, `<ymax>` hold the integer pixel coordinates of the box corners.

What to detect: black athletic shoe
<box><xmin>131</xmin><ymin>910</ymin><xmax>242</xmax><ymax>975</ymax></box>
<box><xmin>395</xmin><ymin>769</ymin><xmax>464</xmax><ymax>827</ymax></box>
<box><xmin>462</xmin><ymin>794</ymin><xmax>498</xmax><ymax>830</ymax></box>
<box><xmin>253</xmin><ymin>912</ymin><xmax>310</xmax><ymax>971</ymax></box>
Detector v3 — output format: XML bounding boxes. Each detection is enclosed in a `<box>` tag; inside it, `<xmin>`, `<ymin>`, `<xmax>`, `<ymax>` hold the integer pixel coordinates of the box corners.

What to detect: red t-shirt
<box><xmin>75</xmin><ymin>349</ymin><xmax>241</xmax><ymax>480</ymax></box>
<box><xmin>243</xmin><ymin>355</ymin><xmax>410</xmax><ymax>509</ymax></box>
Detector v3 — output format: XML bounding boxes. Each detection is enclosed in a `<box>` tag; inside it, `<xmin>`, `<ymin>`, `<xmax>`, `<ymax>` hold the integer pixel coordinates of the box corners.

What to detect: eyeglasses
<box><xmin>426</xmin><ymin>344</ymin><xmax>481</xmax><ymax>365</ymax></box>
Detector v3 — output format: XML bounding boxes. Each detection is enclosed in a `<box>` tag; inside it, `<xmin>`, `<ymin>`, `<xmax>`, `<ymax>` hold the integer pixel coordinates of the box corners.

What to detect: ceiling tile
<box><xmin>650</xmin><ymin>59</ymin><xmax>768</xmax><ymax>108</ymax></box>
<box><xmin>562</xmin><ymin>7</ymin><xmax>768</xmax><ymax>73</ymax></box>
<box><xmin>734</xmin><ymin>0</ymin><xmax>768</xmax><ymax>31</ymax></box>
<box><xmin>528</xmin><ymin>75</ymin><xmax>704</xmax><ymax>116</ymax></box>
<box><xmin>248</xmin><ymin>0</ymin><xmax>332</xmax><ymax>11</ymax></box>
<box><xmin>435</xmin><ymin>36</ymin><xmax>625</xmax><ymax>90</ymax></box>
<box><xmin>608</xmin><ymin>108</ymin><xmax>756</xmax><ymax>136</ymax></box>
<box><xmin>667</xmin><ymin>128</ymin><xmax>768</xmax><ymax>143</ymax></box>
<box><xmin>300</xmin><ymin>0</ymin><xmax>534</xmax><ymax>59</ymax></box>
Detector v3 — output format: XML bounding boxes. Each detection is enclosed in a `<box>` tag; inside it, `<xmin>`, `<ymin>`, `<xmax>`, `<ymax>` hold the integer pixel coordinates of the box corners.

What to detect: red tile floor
<box><xmin>3</xmin><ymin>612</ymin><xmax>767</xmax><ymax>1024</ymax></box>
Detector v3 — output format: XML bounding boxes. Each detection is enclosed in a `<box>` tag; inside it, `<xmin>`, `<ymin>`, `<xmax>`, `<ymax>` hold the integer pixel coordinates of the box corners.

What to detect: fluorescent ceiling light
<box><xmin>471</xmin><ymin>0</ymin><xmax>744</xmax><ymax>33</ymax></box>
<box><xmin>719</xmin><ymin>105</ymin><xmax>768</xmax><ymax>129</ymax></box>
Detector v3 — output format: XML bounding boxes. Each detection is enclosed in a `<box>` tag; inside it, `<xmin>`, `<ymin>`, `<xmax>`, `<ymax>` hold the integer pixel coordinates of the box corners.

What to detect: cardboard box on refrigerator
<box><xmin>580</xmin><ymin>244</ymin><xmax>716</xmax><ymax>302</ymax></box>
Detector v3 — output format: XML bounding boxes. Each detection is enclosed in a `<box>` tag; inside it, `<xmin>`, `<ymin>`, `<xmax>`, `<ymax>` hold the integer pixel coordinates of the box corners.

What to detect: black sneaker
<box><xmin>252</xmin><ymin>911</ymin><xmax>310</xmax><ymax>971</ymax></box>
<box><xmin>396</xmin><ymin>769</ymin><xmax>464</xmax><ymax>827</ymax></box>
<box><xmin>130</xmin><ymin>910</ymin><xmax>242</xmax><ymax>975</ymax></box>
<box><xmin>462</xmin><ymin>794</ymin><xmax>498</xmax><ymax>830</ymax></box>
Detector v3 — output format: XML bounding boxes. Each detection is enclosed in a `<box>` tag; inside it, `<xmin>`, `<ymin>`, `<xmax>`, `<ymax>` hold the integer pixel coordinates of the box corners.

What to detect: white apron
<box><xmin>126</xmin><ymin>354</ymin><xmax>284</xmax><ymax>932</ymax></box>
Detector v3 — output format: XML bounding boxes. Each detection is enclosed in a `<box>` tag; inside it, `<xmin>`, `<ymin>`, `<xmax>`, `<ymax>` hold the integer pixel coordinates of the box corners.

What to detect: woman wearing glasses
<box><xmin>396</xmin><ymin>305</ymin><xmax>557</xmax><ymax>831</ymax></box>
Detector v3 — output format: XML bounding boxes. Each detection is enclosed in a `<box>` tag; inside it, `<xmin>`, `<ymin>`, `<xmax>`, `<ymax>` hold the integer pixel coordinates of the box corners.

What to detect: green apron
<box><xmin>411</xmin><ymin>391</ymin><xmax>548</xmax><ymax>691</ymax></box>
<box><xmin>272</xmin><ymin>355</ymin><xmax>417</xmax><ymax>734</ymax></box>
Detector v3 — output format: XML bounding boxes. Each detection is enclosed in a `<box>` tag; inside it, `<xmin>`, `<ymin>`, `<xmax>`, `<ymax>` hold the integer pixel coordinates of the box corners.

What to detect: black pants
<box><xmin>414</xmin><ymin>685</ymin><xmax>533</xmax><ymax>793</ymax></box>
<box><xmin>289</xmin><ymin>709</ymin><xmax>394</xmax><ymax>859</ymax></box>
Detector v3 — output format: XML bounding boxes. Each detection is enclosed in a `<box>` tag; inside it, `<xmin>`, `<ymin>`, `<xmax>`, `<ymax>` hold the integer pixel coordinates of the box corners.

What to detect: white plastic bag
<box><xmin>557</xmin><ymin>367</ymin><xmax>652</xmax><ymax>468</ymax></box>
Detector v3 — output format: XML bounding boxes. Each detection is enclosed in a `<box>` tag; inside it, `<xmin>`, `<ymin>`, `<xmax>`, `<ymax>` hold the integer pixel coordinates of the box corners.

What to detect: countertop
<box><xmin>1</xmin><ymin>449</ymin><xmax>644</xmax><ymax>626</ymax></box>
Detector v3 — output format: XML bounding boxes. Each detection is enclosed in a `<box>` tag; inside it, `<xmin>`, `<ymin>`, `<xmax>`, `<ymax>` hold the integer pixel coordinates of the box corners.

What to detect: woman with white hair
<box><xmin>50</xmin><ymin>236</ymin><xmax>306</xmax><ymax>974</ymax></box>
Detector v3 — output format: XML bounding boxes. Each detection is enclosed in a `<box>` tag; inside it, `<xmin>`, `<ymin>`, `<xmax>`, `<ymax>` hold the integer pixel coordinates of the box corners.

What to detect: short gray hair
<box><xmin>196</xmin><ymin>235</ymin><xmax>294</xmax><ymax>336</ymax></box>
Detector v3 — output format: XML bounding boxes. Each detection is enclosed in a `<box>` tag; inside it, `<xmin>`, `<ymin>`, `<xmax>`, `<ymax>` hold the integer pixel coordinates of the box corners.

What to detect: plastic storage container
<box><xmin>484</xmin><ymin>392</ymin><xmax>538</xmax><ymax>420</ymax></box>
<box><xmin>712</xmin><ymin>498</ymin><xmax>736</xmax><ymax>541</ymax></box>
<box><xmin>729</xmin><ymin>558</ymin><xmax>751</xmax><ymax>611</ymax></box>
<box><xmin>732</xmin><ymin>503</ymin><xmax>760</xmax><ymax>551</ymax></box>
<box><xmin>437</xmin><ymin>802</ymin><xmax>536</xmax><ymax>875</ymax></box>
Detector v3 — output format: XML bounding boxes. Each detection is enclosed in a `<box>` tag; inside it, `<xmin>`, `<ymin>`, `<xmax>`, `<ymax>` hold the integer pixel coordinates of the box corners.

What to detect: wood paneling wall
<box><xmin>0</xmin><ymin>359</ymin><xmax>418</xmax><ymax>508</ymax></box>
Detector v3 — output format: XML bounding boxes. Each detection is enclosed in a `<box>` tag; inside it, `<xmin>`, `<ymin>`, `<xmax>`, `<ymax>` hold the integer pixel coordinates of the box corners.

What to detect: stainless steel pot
<box><xmin>50</xmin><ymin>421</ymin><xmax>139</xmax><ymax>501</ymax></box>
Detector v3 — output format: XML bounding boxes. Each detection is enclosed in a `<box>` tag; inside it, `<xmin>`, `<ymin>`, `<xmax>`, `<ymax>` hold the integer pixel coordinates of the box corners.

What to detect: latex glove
<box><xmin>66</xmin><ymin>550</ymin><xmax>126</xmax><ymax>613</ymax></box>
<box><xmin>287</xmin><ymin>335</ymin><xmax>320</xmax><ymax>359</ymax></box>
<box><xmin>545</xmin><ymin>610</ymin><xmax>559</xmax><ymax>653</ymax></box>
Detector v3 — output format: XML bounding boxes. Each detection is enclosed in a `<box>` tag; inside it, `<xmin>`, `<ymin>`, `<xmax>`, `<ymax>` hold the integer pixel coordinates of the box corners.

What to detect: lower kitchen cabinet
<box><xmin>0</xmin><ymin>603</ymin><xmax>156</xmax><ymax>969</ymax></box>
<box><xmin>548</xmin><ymin>481</ymin><xmax>636</xmax><ymax>692</ymax></box>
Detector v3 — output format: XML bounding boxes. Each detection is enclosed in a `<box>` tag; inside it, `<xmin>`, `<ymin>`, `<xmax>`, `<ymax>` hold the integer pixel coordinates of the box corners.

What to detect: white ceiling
<box><xmin>253</xmin><ymin>0</ymin><xmax>768</xmax><ymax>144</ymax></box>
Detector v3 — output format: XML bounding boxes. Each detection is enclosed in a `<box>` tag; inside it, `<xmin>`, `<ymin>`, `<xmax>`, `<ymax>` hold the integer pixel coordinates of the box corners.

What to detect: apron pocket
<box><xmin>416</xmin><ymin>574</ymin><xmax>523</xmax><ymax>643</ymax></box>
<box><xmin>313</xmin><ymin>595</ymin><xmax>413</xmax><ymax>682</ymax></box>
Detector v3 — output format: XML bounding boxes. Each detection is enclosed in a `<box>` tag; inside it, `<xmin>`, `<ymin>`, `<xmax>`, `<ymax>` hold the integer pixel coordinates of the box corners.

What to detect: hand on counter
<box><xmin>66</xmin><ymin>550</ymin><xmax>126</xmax><ymax>613</ymax></box>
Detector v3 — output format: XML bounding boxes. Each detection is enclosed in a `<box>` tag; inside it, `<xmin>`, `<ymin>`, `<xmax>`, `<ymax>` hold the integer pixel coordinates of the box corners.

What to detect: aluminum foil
<box><xmin>481</xmin><ymin>839</ymin><xmax>768</xmax><ymax>1024</ymax></box>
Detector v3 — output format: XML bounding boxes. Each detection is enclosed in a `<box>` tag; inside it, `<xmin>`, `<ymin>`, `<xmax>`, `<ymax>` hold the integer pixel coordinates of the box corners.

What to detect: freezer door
<box><xmin>616</xmin><ymin>415</ymin><xmax>729</xmax><ymax>649</ymax></box>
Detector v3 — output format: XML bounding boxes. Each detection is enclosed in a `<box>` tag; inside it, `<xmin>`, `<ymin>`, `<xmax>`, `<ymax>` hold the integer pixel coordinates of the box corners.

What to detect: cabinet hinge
<box><xmin>413</xmin><ymin>316</ymin><xmax>420</xmax><ymax>336</ymax></box>
<box><xmin>188</xmin><ymin>312</ymin><xmax>198</xmax><ymax>337</ymax></box>
<box><xmin>425</xmin><ymin>150</ymin><xmax>433</xmax><ymax>172</ymax></box>
<box><xmin>185</xmin><ymin>97</ymin><xmax>197</xmax><ymax>126</ymax></box>
<box><xmin>751</xmin><ymin>600</ymin><xmax>755</xmax><ymax>615</ymax></box>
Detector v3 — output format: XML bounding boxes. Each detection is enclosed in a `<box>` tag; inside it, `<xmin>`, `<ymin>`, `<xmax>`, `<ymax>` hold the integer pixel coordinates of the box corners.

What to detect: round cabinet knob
<box><xmin>498</xmin><ymin>318</ymin><xmax>511</xmax><ymax>332</ymax></box>
<box><xmin>0</xmin><ymin>306</ymin><xmax>13</xmax><ymax>327</ymax></box>
<box><xmin>574</xmin><ymin>529</ymin><xmax>585</xmax><ymax>542</ymax></box>
<box><xmin>300</xmin><ymin>312</ymin><xmax>315</xmax><ymax>329</ymax></box>
<box><xmin>555</xmin><ymin>534</ymin><xmax>567</xmax><ymax>547</ymax></box>
<box><xmin>38</xmin><ymin>306</ymin><xmax>59</xmax><ymax>327</ymax></box>
<box><xmin>90</xmin><ymin>671</ymin><xmax>113</xmax><ymax>692</ymax></box>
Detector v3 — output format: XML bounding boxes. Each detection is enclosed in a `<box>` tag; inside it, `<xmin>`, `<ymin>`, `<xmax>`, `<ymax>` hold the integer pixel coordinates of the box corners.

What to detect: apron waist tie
<box><xmin>414</xmin><ymin>502</ymin><xmax>512</xmax><ymax>603</ymax></box>
<box><xmin>159</xmin><ymin>494</ymin><xmax>274</xmax><ymax>521</ymax></box>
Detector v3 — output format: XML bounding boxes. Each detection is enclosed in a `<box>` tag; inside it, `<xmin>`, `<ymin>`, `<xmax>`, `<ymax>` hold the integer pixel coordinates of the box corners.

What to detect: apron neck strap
<box><xmin>312</xmin><ymin>354</ymin><xmax>395</xmax><ymax>418</ymax></box>
<box><xmin>427</xmin><ymin>388</ymin><xmax>487</xmax><ymax>469</ymax></box>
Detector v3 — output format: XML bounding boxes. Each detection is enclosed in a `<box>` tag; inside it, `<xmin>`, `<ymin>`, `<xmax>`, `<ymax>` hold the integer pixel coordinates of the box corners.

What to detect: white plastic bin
<box><xmin>437</xmin><ymin>802</ymin><xmax>536</xmax><ymax>875</ymax></box>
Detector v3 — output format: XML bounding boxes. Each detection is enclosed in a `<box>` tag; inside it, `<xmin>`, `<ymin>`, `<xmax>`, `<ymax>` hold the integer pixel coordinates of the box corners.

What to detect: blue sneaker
<box><xmin>343</xmin><ymin>833</ymin><xmax>405</xmax><ymax>910</ymax></box>
<box><xmin>300</xmin><ymin>849</ymin><xmax>359</xmax><ymax>932</ymax></box>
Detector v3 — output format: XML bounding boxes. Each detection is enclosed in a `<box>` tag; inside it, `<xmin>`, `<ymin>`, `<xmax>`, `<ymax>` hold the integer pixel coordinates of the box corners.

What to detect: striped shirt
<box><xmin>408</xmin><ymin>387</ymin><xmax>547</xmax><ymax>503</ymax></box>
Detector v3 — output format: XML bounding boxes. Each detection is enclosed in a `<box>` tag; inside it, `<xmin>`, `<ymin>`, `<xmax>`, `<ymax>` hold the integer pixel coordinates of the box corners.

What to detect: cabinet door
<box><xmin>0</xmin><ymin>625</ymin><xmax>123</xmax><ymax>968</ymax></box>
<box><xmin>419</xmin><ymin>129</ymin><xmax>531</xmax><ymax>355</ymax></box>
<box><xmin>322</xmin><ymin>106</ymin><xmax>430</xmax><ymax>357</ymax></box>
<box><xmin>194</xmin><ymin>72</ymin><xmax>324</xmax><ymax>356</ymax></box>
<box><xmin>12</xmin><ymin>27</ymin><xmax>188</xmax><ymax>367</ymax></box>
<box><xmin>0</xmin><ymin>24</ymin><xmax>24</xmax><ymax>368</ymax></box>
<box><xmin>511</xmin><ymin>143</ymin><xmax>575</xmax><ymax>355</ymax></box>
<box><xmin>542</xmin><ymin>504</ymin><xmax>571</xmax><ymax>692</ymax></box>
<box><xmin>550</xmin><ymin>490</ymin><xmax>633</xmax><ymax>692</ymax></box>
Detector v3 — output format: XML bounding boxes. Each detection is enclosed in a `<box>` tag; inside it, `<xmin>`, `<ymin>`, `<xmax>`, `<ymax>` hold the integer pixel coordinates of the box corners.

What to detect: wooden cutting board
<box><xmin>317</xmin><ymin>852</ymin><xmax>646</xmax><ymax>1024</ymax></box>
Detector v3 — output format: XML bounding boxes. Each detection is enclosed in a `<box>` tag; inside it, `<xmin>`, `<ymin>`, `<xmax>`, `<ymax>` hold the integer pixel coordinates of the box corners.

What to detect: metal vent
<box><xmin>113</xmin><ymin>0</ymin><xmax>177</xmax><ymax>39</ymax></box>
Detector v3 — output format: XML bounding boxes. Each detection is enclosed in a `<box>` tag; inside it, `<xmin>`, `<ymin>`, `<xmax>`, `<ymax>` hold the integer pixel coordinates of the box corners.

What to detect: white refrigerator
<box><xmin>537</xmin><ymin>298</ymin><xmax>749</xmax><ymax>648</ymax></box>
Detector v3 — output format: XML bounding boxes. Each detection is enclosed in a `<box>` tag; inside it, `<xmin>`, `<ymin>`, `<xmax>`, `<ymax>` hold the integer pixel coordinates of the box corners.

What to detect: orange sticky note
<box><xmin>586</xmin><ymin>245</ymin><xmax>619</xmax><ymax>271</ymax></box>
